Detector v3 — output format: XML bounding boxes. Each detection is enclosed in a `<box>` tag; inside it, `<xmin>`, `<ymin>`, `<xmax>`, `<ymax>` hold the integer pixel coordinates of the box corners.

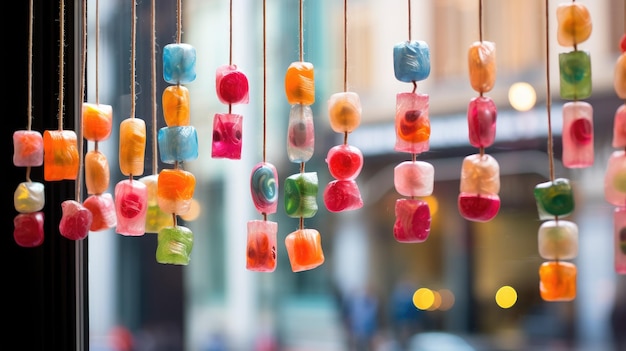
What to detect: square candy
<box><xmin>156</xmin><ymin>225</ymin><xmax>194</xmax><ymax>265</ymax></box>
<box><xmin>605</xmin><ymin>150</ymin><xmax>626</xmax><ymax>206</ymax></box>
<box><xmin>393</xmin><ymin>40</ymin><xmax>430</xmax><ymax>83</ymax></box>
<box><xmin>43</xmin><ymin>130</ymin><xmax>79</xmax><ymax>181</ymax></box>
<box><xmin>158</xmin><ymin>126</ymin><xmax>199</xmax><ymax>164</ymax></box>
<box><xmin>612</xmin><ymin>104</ymin><xmax>626</xmax><ymax>148</ymax></box>
<box><xmin>246</xmin><ymin>220</ymin><xmax>278</xmax><ymax>272</ymax></box>
<box><xmin>562</xmin><ymin>101</ymin><xmax>593</xmax><ymax>168</ymax></box>
<box><xmin>163</xmin><ymin>43</ymin><xmax>197</xmax><ymax>85</ymax></box>
<box><xmin>459</xmin><ymin>154</ymin><xmax>500</xmax><ymax>195</ymax></box>
<box><xmin>394</xmin><ymin>161</ymin><xmax>434</xmax><ymax>197</ymax></box>
<box><xmin>395</xmin><ymin>92</ymin><xmax>430</xmax><ymax>154</ymax></box>
<box><xmin>538</xmin><ymin>220</ymin><xmax>578</xmax><ymax>260</ymax></box>
<box><xmin>212</xmin><ymin>113</ymin><xmax>243</xmax><ymax>160</ymax></box>
<box><xmin>284</xmin><ymin>172</ymin><xmax>318</xmax><ymax>218</ymax></box>
<box><xmin>539</xmin><ymin>261</ymin><xmax>577</xmax><ymax>302</ymax></box>
<box><xmin>162</xmin><ymin>85</ymin><xmax>190</xmax><ymax>126</ymax></box>
<box><xmin>82</xmin><ymin>103</ymin><xmax>113</xmax><ymax>142</ymax></box>
<box><xmin>14</xmin><ymin>212</ymin><xmax>45</xmax><ymax>248</ymax></box>
<box><xmin>534</xmin><ymin>178</ymin><xmax>575</xmax><ymax>220</ymax></box>
<box><xmin>285</xmin><ymin>228</ymin><xmax>324</xmax><ymax>272</ymax></box>
<box><xmin>157</xmin><ymin>168</ymin><xmax>196</xmax><ymax>215</ymax></box>
<box><xmin>14</xmin><ymin>181</ymin><xmax>45</xmax><ymax>213</ymax></box>
<box><xmin>115</xmin><ymin>179</ymin><xmax>148</xmax><ymax>236</ymax></box>
<box><xmin>13</xmin><ymin>130</ymin><xmax>43</xmax><ymax>167</ymax></box>
<box><xmin>393</xmin><ymin>198</ymin><xmax>431</xmax><ymax>243</ymax></box>
<box><xmin>559</xmin><ymin>50</ymin><xmax>592</xmax><ymax>100</ymax></box>
<box><xmin>285</xmin><ymin>61</ymin><xmax>315</xmax><ymax>105</ymax></box>
<box><xmin>323</xmin><ymin>180</ymin><xmax>363</xmax><ymax>213</ymax></box>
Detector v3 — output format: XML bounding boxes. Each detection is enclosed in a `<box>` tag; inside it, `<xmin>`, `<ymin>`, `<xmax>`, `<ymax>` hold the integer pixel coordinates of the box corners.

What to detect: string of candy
<box><xmin>534</xmin><ymin>0</ymin><xmax>578</xmax><ymax>302</ymax></box>
<box><xmin>457</xmin><ymin>0</ymin><xmax>500</xmax><ymax>223</ymax></box>
<box><xmin>114</xmin><ymin>0</ymin><xmax>149</xmax><ymax>237</ymax></box>
<box><xmin>390</xmin><ymin>0</ymin><xmax>432</xmax><ymax>243</ymax></box>
<box><xmin>247</xmin><ymin>0</ymin><xmax>279</xmax><ymax>272</ymax></box>
<box><xmin>155</xmin><ymin>0</ymin><xmax>198</xmax><ymax>265</ymax></box>
<box><xmin>12</xmin><ymin>0</ymin><xmax>46</xmax><ymax>247</ymax></box>
<box><xmin>284</xmin><ymin>0</ymin><xmax>325</xmax><ymax>272</ymax></box>
<box><xmin>605</xmin><ymin>6</ymin><xmax>626</xmax><ymax>275</ymax></box>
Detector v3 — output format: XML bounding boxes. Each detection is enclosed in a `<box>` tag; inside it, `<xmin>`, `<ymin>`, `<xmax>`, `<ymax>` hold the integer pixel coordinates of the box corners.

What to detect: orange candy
<box><xmin>285</xmin><ymin>61</ymin><xmax>315</xmax><ymax>105</ymax></box>
<box><xmin>285</xmin><ymin>228</ymin><xmax>325</xmax><ymax>272</ymax></box>
<box><xmin>157</xmin><ymin>168</ymin><xmax>196</xmax><ymax>215</ymax></box>
<box><xmin>468</xmin><ymin>41</ymin><xmax>496</xmax><ymax>94</ymax></box>
<box><xmin>119</xmin><ymin>118</ymin><xmax>146</xmax><ymax>177</ymax></box>
<box><xmin>82</xmin><ymin>103</ymin><xmax>113</xmax><ymax>142</ymax></box>
<box><xmin>162</xmin><ymin>85</ymin><xmax>190</xmax><ymax>126</ymax></box>
<box><xmin>43</xmin><ymin>130</ymin><xmax>79</xmax><ymax>181</ymax></box>
<box><xmin>556</xmin><ymin>3</ymin><xmax>592</xmax><ymax>47</ymax></box>
<box><xmin>85</xmin><ymin>150</ymin><xmax>110</xmax><ymax>195</ymax></box>
<box><xmin>539</xmin><ymin>261</ymin><xmax>577</xmax><ymax>301</ymax></box>
<box><xmin>328</xmin><ymin>92</ymin><xmax>362</xmax><ymax>133</ymax></box>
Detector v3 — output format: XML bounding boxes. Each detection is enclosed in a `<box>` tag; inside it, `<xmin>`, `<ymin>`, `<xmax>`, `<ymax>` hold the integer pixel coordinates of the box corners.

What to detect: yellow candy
<box><xmin>556</xmin><ymin>3</ymin><xmax>592</xmax><ymax>47</ymax></box>
<box><xmin>162</xmin><ymin>85</ymin><xmax>190</xmax><ymax>126</ymax></box>
<box><xmin>119</xmin><ymin>118</ymin><xmax>146</xmax><ymax>177</ymax></box>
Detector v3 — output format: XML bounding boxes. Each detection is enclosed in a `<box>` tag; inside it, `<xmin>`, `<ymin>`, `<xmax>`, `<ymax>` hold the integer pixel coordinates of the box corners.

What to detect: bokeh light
<box><xmin>508</xmin><ymin>82</ymin><xmax>537</xmax><ymax>112</ymax></box>
<box><xmin>495</xmin><ymin>285</ymin><xmax>518</xmax><ymax>309</ymax></box>
<box><xmin>438</xmin><ymin>289</ymin><xmax>455</xmax><ymax>311</ymax></box>
<box><xmin>179</xmin><ymin>198</ymin><xmax>201</xmax><ymax>221</ymax></box>
<box><xmin>413</xmin><ymin>288</ymin><xmax>435</xmax><ymax>310</ymax></box>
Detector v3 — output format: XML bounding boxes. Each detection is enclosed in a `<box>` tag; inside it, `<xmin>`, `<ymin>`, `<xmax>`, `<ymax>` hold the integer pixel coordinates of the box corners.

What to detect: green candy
<box><xmin>284</xmin><ymin>172</ymin><xmax>318</xmax><ymax>218</ymax></box>
<box><xmin>156</xmin><ymin>225</ymin><xmax>193</xmax><ymax>265</ymax></box>
<box><xmin>559</xmin><ymin>50</ymin><xmax>591</xmax><ymax>100</ymax></box>
<box><xmin>534</xmin><ymin>178</ymin><xmax>575</xmax><ymax>219</ymax></box>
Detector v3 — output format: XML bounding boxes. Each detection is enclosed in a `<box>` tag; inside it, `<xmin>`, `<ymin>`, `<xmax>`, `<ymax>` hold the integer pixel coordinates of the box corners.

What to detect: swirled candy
<box><xmin>156</xmin><ymin>225</ymin><xmax>193</xmax><ymax>265</ymax></box>
<box><xmin>467</xmin><ymin>96</ymin><xmax>497</xmax><ymax>148</ymax></box>
<box><xmin>119</xmin><ymin>118</ymin><xmax>146</xmax><ymax>177</ymax></box>
<box><xmin>285</xmin><ymin>228</ymin><xmax>324</xmax><ymax>272</ymax></box>
<box><xmin>562</xmin><ymin>101</ymin><xmax>593</xmax><ymax>168</ymax></box>
<box><xmin>287</xmin><ymin>104</ymin><xmax>315</xmax><ymax>163</ymax></box>
<box><xmin>394</xmin><ymin>92</ymin><xmax>430</xmax><ymax>154</ymax></box>
<box><xmin>534</xmin><ymin>178</ymin><xmax>575</xmax><ymax>220</ymax></box>
<box><xmin>13</xmin><ymin>130</ymin><xmax>43</xmax><ymax>167</ymax></box>
<box><xmin>393</xmin><ymin>198</ymin><xmax>430</xmax><ymax>243</ymax></box>
<box><xmin>393</xmin><ymin>40</ymin><xmax>430</xmax><ymax>83</ymax></box>
<box><xmin>163</xmin><ymin>43</ymin><xmax>196</xmax><ymax>85</ymax></box>
<box><xmin>162</xmin><ymin>85</ymin><xmax>190</xmax><ymax>126</ymax></box>
<box><xmin>539</xmin><ymin>261</ymin><xmax>576</xmax><ymax>302</ymax></box>
<box><xmin>212</xmin><ymin>113</ymin><xmax>243</xmax><ymax>160</ymax></box>
<box><xmin>284</xmin><ymin>172</ymin><xmax>318</xmax><ymax>218</ymax></box>
<box><xmin>59</xmin><ymin>200</ymin><xmax>92</xmax><ymax>241</ymax></box>
<box><xmin>250</xmin><ymin>162</ymin><xmax>278</xmax><ymax>214</ymax></box>
<box><xmin>83</xmin><ymin>193</ymin><xmax>117</xmax><ymax>232</ymax></box>
<box><xmin>43</xmin><ymin>130</ymin><xmax>79</xmax><ymax>181</ymax></box>
<box><xmin>82</xmin><ymin>103</ymin><xmax>113</xmax><ymax>142</ymax></box>
<box><xmin>246</xmin><ymin>220</ymin><xmax>278</xmax><ymax>272</ymax></box>
<box><xmin>14</xmin><ymin>212</ymin><xmax>44</xmax><ymax>247</ymax></box>
<box><xmin>216</xmin><ymin>64</ymin><xmax>249</xmax><ymax>105</ymax></box>
<box><xmin>115</xmin><ymin>179</ymin><xmax>148</xmax><ymax>236</ymax></box>
<box><xmin>285</xmin><ymin>61</ymin><xmax>315</xmax><ymax>105</ymax></box>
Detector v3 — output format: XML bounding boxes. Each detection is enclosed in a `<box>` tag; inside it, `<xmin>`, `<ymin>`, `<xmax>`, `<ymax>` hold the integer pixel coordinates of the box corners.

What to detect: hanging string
<box><xmin>26</xmin><ymin>0</ymin><xmax>34</xmax><ymax>182</ymax></box>
<box><xmin>299</xmin><ymin>0</ymin><xmax>304</xmax><ymax>62</ymax></box>
<box><xmin>545</xmin><ymin>0</ymin><xmax>556</xmax><ymax>182</ymax></box>
<box><xmin>343</xmin><ymin>0</ymin><xmax>348</xmax><ymax>93</ymax></box>
<box><xmin>130</xmin><ymin>0</ymin><xmax>137</xmax><ymax>121</ymax></box>
<box><xmin>262</xmin><ymin>0</ymin><xmax>267</xmax><ymax>163</ymax></box>
<box><xmin>151</xmin><ymin>0</ymin><xmax>158</xmax><ymax>175</ymax></box>
<box><xmin>177</xmin><ymin>0</ymin><xmax>182</xmax><ymax>44</ymax></box>
<box><xmin>58</xmin><ymin>0</ymin><xmax>65</xmax><ymax>131</ymax></box>
<box><xmin>96</xmin><ymin>0</ymin><xmax>100</xmax><ymax>104</ymax></box>
<box><xmin>479</xmin><ymin>0</ymin><xmax>483</xmax><ymax>43</ymax></box>
<box><xmin>229</xmin><ymin>0</ymin><xmax>233</xmax><ymax>66</ymax></box>
<box><xmin>76</xmin><ymin>0</ymin><xmax>89</xmax><ymax>202</ymax></box>
<box><xmin>407</xmin><ymin>0</ymin><xmax>411</xmax><ymax>41</ymax></box>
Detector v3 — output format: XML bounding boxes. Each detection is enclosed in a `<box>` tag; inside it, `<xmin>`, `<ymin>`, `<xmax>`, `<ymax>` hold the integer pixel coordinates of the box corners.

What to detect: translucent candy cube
<box><xmin>158</xmin><ymin>125</ymin><xmax>199</xmax><ymax>164</ymax></box>
<box><xmin>119</xmin><ymin>118</ymin><xmax>146</xmax><ymax>177</ymax></box>
<box><xmin>395</xmin><ymin>92</ymin><xmax>430</xmax><ymax>154</ymax></box>
<box><xmin>157</xmin><ymin>168</ymin><xmax>196</xmax><ymax>215</ymax></box>
<box><xmin>285</xmin><ymin>228</ymin><xmax>324</xmax><ymax>272</ymax></box>
<box><xmin>13</xmin><ymin>130</ymin><xmax>43</xmax><ymax>167</ymax></box>
<box><xmin>323</xmin><ymin>180</ymin><xmax>363</xmax><ymax>213</ymax></box>
<box><xmin>615</xmin><ymin>53</ymin><xmax>626</xmax><ymax>100</ymax></box>
<box><xmin>467</xmin><ymin>96</ymin><xmax>497</xmax><ymax>148</ymax></box>
<box><xmin>287</xmin><ymin>104</ymin><xmax>315</xmax><ymax>163</ymax></box>
<box><xmin>458</xmin><ymin>193</ymin><xmax>500</xmax><ymax>222</ymax></box>
<box><xmin>13</xmin><ymin>211</ymin><xmax>44</xmax><ymax>248</ymax></box>
<box><xmin>216</xmin><ymin>64</ymin><xmax>249</xmax><ymax>105</ymax></box>
<box><xmin>163</xmin><ymin>43</ymin><xmax>196</xmax><ymax>84</ymax></box>
<box><xmin>614</xmin><ymin>207</ymin><xmax>626</xmax><ymax>274</ymax></box>
<box><xmin>538</xmin><ymin>220</ymin><xmax>578</xmax><ymax>260</ymax></box>
<box><xmin>156</xmin><ymin>225</ymin><xmax>194</xmax><ymax>265</ymax></box>
<box><xmin>534</xmin><ymin>178</ymin><xmax>575</xmax><ymax>220</ymax></box>
<box><xmin>83</xmin><ymin>193</ymin><xmax>117</xmax><ymax>232</ymax></box>
<box><xmin>162</xmin><ymin>85</ymin><xmax>190</xmax><ymax>126</ymax></box>
<box><xmin>246</xmin><ymin>220</ymin><xmax>278</xmax><ymax>272</ymax></box>
<box><xmin>393</xmin><ymin>40</ymin><xmax>430</xmax><ymax>83</ymax></box>
<box><xmin>250</xmin><ymin>162</ymin><xmax>279</xmax><ymax>215</ymax></box>
<box><xmin>612</xmin><ymin>104</ymin><xmax>626</xmax><ymax>148</ymax></box>
<box><xmin>284</xmin><ymin>172</ymin><xmax>318</xmax><ymax>218</ymax></box>
<box><xmin>467</xmin><ymin>41</ymin><xmax>496</xmax><ymax>94</ymax></box>
<box><xmin>328</xmin><ymin>92</ymin><xmax>361</xmax><ymax>134</ymax></box>
<box><xmin>326</xmin><ymin>144</ymin><xmax>363</xmax><ymax>181</ymax></box>
<box><xmin>539</xmin><ymin>261</ymin><xmax>577</xmax><ymax>302</ymax></box>
<box><xmin>85</xmin><ymin>150</ymin><xmax>110</xmax><ymax>195</ymax></box>
<box><xmin>559</xmin><ymin>50</ymin><xmax>592</xmax><ymax>100</ymax></box>
<box><xmin>43</xmin><ymin>130</ymin><xmax>79</xmax><ymax>181</ymax></box>
<box><xmin>59</xmin><ymin>200</ymin><xmax>92</xmax><ymax>241</ymax></box>
<box><xmin>139</xmin><ymin>174</ymin><xmax>171</xmax><ymax>233</ymax></box>
<box><xmin>459</xmin><ymin>154</ymin><xmax>500</xmax><ymax>195</ymax></box>
<box><xmin>605</xmin><ymin>150</ymin><xmax>626</xmax><ymax>206</ymax></box>
<box><xmin>82</xmin><ymin>103</ymin><xmax>113</xmax><ymax>142</ymax></box>
<box><xmin>562</xmin><ymin>101</ymin><xmax>593</xmax><ymax>168</ymax></box>
<box><xmin>115</xmin><ymin>179</ymin><xmax>148</xmax><ymax>236</ymax></box>
<box><xmin>394</xmin><ymin>161</ymin><xmax>434</xmax><ymax>197</ymax></box>
<box><xmin>393</xmin><ymin>198</ymin><xmax>431</xmax><ymax>243</ymax></box>
<box><xmin>285</xmin><ymin>61</ymin><xmax>315</xmax><ymax>105</ymax></box>
<box><xmin>14</xmin><ymin>181</ymin><xmax>45</xmax><ymax>213</ymax></box>
<box><xmin>556</xmin><ymin>3</ymin><xmax>592</xmax><ymax>47</ymax></box>
<box><xmin>212</xmin><ymin>113</ymin><xmax>243</xmax><ymax>160</ymax></box>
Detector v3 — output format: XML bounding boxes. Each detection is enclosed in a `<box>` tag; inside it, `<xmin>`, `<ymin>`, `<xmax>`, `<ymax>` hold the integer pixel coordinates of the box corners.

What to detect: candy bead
<box><xmin>85</xmin><ymin>150</ymin><xmax>110</xmax><ymax>195</ymax></box>
<box><xmin>212</xmin><ymin>113</ymin><xmax>243</xmax><ymax>160</ymax></box>
<box><xmin>459</xmin><ymin>154</ymin><xmax>500</xmax><ymax>195</ymax></box>
<box><xmin>246</xmin><ymin>220</ymin><xmax>278</xmax><ymax>272</ymax></box>
<box><xmin>323</xmin><ymin>180</ymin><xmax>363</xmax><ymax>213</ymax></box>
<box><xmin>284</xmin><ymin>172</ymin><xmax>318</xmax><ymax>218</ymax></box>
<box><xmin>13</xmin><ymin>130</ymin><xmax>43</xmax><ymax>167</ymax></box>
<box><xmin>326</xmin><ymin>144</ymin><xmax>363</xmax><ymax>181</ymax></box>
<box><xmin>250</xmin><ymin>162</ymin><xmax>279</xmax><ymax>215</ymax></box>
<box><xmin>621</xmin><ymin>34</ymin><xmax>626</xmax><ymax>53</ymax></box>
<box><xmin>163</xmin><ymin>43</ymin><xmax>196</xmax><ymax>85</ymax></box>
<box><xmin>287</xmin><ymin>104</ymin><xmax>315</xmax><ymax>163</ymax></box>
<box><xmin>285</xmin><ymin>61</ymin><xmax>315</xmax><ymax>105</ymax></box>
<box><xmin>14</xmin><ymin>181</ymin><xmax>45</xmax><ymax>213</ymax></box>
<box><xmin>59</xmin><ymin>200</ymin><xmax>92</xmax><ymax>241</ymax></box>
<box><xmin>328</xmin><ymin>92</ymin><xmax>362</xmax><ymax>134</ymax></box>
<box><xmin>82</xmin><ymin>103</ymin><xmax>113</xmax><ymax>142</ymax></box>
<box><xmin>393</xmin><ymin>40</ymin><xmax>430</xmax><ymax>83</ymax></box>
<box><xmin>162</xmin><ymin>85</ymin><xmax>190</xmax><ymax>126</ymax></box>
<box><xmin>559</xmin><ymin>50</ymin><xmax>592</xmax><ymax>100</ymax></box>
<box><xmin>394</xmin><ymin>161</ymin><xmax>434</xmax><ymax>197</ymax></box>
<box><xmin>534</xmin><ymin>178</ymin><xmax>575</xmax><ymax>220</ymax></box>
<box><xmin>467</xmin><ymin>41</ymin><xmax>496</xmax><ymax>94</ymax></box>
<box><xmin>13</xmin><ymin>212</ymin><xmax>44</xmax><ymax>247</ymax></box>
<box><xmin>119</xmin><ymin>118</ymin><xmax>146</xmax><ymax>177</ymax></box>
<box><xmin>539</xmin><ymin>261</ymin><xmax>577</xmax><ymax>301</ymax></box>
<box><xmin>83</xmin><ymin>193</ymin><xmax>117</xmax><ymax>232</ymax></box>
<box><xmin>395</xmin><ymin>92</ymin><xmax>430</xmax><ymax>154</ymax></box>
<box><xmin>562</xmin><ymin>101</ymin><xmax>593</xmax><ymax>168</ymax></box>
<box><xmin>614</xmin><ymin>207</ymin><xmax>626</xmax><ymax>274</ymax></box>
<box><xmin>158</xmin><ymin>126</ymin><xmax>199</xmax><ymax>164</ymax></box>
<box><xmin>538</xmin><ymin>220</ymin><xmax>578</xmax><ymax>260</ymax></box>
<box><xmin>393</xmin><ymin>198</ymin><xmax>430</xmax><ymax>243</ymax></box>
<box><xmin>614</xmin><ymin>53</ymin><xmax>626</xmax><ymax>100</ymax></box>
<box><xmin>157</xmin><ymin>168</ymin><xmax>196</xmax><ymax>215</ymax></box>
<box><xmin>613</xmin><ymin>104</ymin><xmax>626</xmax><ymax>148</ymax></box>
<box><xmin>556</xmin><ymin>3</ymin><xmax>592</xmax><ymax>47</ymax></box>
<box><xmin>43</xmin><ymin>130</ymin><xmax>79</xmax><ymax>181</ymax></box>
<box><xmin>216</xmin><ymin>64</ymin><xmax>249</xmax><ymax>105</ymax></box>
<box><xmin>458</xmin><ymin>193</ymin><xmax>500</xmax><ymax>222</ymax></box>
<box><xmin>467</xmin><ymin>96</ymin><xmax>497</xmax><ymax>148</ymax></box>
<box><xmin>115</xmin><ymin>179</ymin><xmax>148</xmax><ymax>236</ymax></box>
<box><xmin>156</xmin><ymin>225</ymin><xmax>194</xmax><ymax>265</ymax></box>
<box><xmin>285</xmin><ymin>228</ymin><xmax>325</xmax><ymax>272</ymax></box>
<box><xmin>605</xmin><ymin>150</ymin><xmax>626</xmax><ymax>206</ymax></box>
<box><xmin>139</xmin><ymin>175</ymin><xmax>171</xmax><ymax>233</ymax></box>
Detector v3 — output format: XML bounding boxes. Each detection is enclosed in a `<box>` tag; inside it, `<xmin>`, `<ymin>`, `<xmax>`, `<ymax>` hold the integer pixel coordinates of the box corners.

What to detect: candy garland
<box><xmin>212</xmin><ymin>0</ymin><xmax>249</xmax><ymax>160</ymax></box>
<box><xmin>82</xmin><ymin>0</ymin><xmax>117</xmax><ymax>233</ymax></box>
<box><xmin>284</xmin><ymin>0</ymin><xmax>325</xmax><ymax>272</ymax></box>
<box><xmin>391</xmin><ymin>0</ymin><xmax>433</xmax><ymax>243</ymax></box>
<box><xmin>534</xmin><ymin>0</ymin><xmax>579</xmax><ymax>302</ymax></box>
<box><xmin>155</xmin><ymin>0</ymin><xmax>198</xmax><ymax>265</ymax></box>
<box><xmin>247</xmin><ymin>0</ymin><xmax>278</xmax><ymax>272</ymax></box>
<box><xmin>12</xmin><ymin>0</ymin><xmax>45</xmax><ymax>247</ymax></box>
<box><xmin>458</xmin><ymin>0</ymin><xmax>500</xmax><ymax>223</ymax></box>
<box><xmin>606</xmin><ymin>30</ymin><xmax>626</xmax><ymax>274</ymax></box>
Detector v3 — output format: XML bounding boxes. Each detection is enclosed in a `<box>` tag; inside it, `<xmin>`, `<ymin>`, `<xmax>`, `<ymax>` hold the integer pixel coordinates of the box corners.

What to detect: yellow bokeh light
<box><xmin>179</xmin><ymin>198</ymin><xmax>201</xmax><ymax>222</ymax></box>
<box><xmin>427</xmin><ymin>290</ymin><xmax>442</xmax><ymax>311</ymax></box>
<box><xmin>438</xmin><ymin>289</ymin><xmax>455</xmax><ymax>311</ymax></box>
<box><xmin>424</xmin><ymin>196</ymin><xmax>439</xmax><ymax>216</ymax></box>
<box><xmin>495</xmin><ymin>285</ymin><xmax>518</xmax><ymax>309</ymax></box>
<box><xmin>413</xmin><ymin>288</ymin><xmax>435</xmax><ymax>310</ymax></box>
<box><xmin>508</xmin><ymin>82</ymin><xmax>537</xmax><ymax>112</ymax></box>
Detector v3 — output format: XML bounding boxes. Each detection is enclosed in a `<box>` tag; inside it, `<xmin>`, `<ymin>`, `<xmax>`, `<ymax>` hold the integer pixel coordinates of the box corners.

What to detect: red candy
<box><xmin>458</xmin><ymin>193</ymin><xmax>500</xmax><ymax>222</ymax></box>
